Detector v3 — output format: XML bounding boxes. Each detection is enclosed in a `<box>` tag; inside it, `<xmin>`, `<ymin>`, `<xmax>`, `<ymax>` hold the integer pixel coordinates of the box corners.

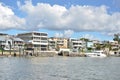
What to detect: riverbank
<box><xmin>0</xmin><ymin>51</ymin><xmax>58</xmax><ymax>57</ymax></box>
<box><xmin>0</xmin><ymin>51</ymin><xmax>87</xmax><ymax>57</ymax></box>
<box><xmin>0</xmin><ymin>51</ymin><xmax>119</xmax><ymax>57</ymax></box>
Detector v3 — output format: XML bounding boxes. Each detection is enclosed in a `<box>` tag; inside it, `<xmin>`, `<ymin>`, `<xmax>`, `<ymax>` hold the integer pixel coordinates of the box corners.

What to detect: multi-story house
<box><xmin>0</xmin><ymin>33</ymin><xmax>24</xmax><ymax>50</ymax></box>
<box><xmin>68</xmin><ymin>38</ymin><xmax>86</xmax><ymax>52</ymax></box>
<box><xmin>48</xmin><ymin>38</ymin><xmax>56</xmax><ymax>51</ymax></box>
<box><xmin>110</xmin><ymin>41</ymin><xmax>119</xmax><ymax>50</ymax></box>
<box><xmin>48</xmin><ymin>37</ymin><xmax>68</xmax><ymax>51</ymax></box>
<box><xmin>12</xmin><ymin>37</ymin><xmax>24</xmax><ymax>50</ymax></box>
<box><xmin>17</xmin><ymin>32</ymin><xmax>48</xmax><ymax>51</ymax></box>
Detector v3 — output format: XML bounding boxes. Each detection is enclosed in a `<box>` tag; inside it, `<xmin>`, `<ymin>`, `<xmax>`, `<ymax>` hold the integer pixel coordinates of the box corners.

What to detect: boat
<box><xmin>85</xmin><ymin>50</ymin><xmax>107</xmax><ymax>57</ymax></box>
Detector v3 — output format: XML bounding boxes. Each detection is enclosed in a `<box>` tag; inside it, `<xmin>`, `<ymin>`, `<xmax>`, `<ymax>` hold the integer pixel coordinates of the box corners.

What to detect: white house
<box><xmin>68</xmin><ymin>38</ymin><xmax>86</xmax><ymax>52</ymax></box>
<box><xmin>17</xmin><ymin>32</ymin><xmax>48</xmax><ymax>51</ymax></box>
<box><xmin>0</xmin><ymin>33</ymin><xmax>24</xmax><ymax>50</ymax></box>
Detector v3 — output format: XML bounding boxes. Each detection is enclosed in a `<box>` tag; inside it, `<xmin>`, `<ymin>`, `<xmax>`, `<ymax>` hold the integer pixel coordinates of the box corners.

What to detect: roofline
<box><xmin>17</xmin><ymin>31</ymin><xmax>48</xmax><ymax>35</ymax></box>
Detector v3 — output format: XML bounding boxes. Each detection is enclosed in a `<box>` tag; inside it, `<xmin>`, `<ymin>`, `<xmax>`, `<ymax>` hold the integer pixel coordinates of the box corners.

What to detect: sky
<box><xmin>0</xmin><ymin>0</ymin><xmax>120</xmax><ymax>41</ymax></box>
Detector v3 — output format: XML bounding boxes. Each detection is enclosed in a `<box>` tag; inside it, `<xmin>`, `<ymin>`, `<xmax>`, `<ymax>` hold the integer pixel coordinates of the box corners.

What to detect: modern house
<box><xmin>12</xmin><ymin>37</ymin><xmax>24</xmax><ymax>50</ymax></box>
<box><xmin>17</xmin><ymin>32</ymin><xmax>48</xmax><ymax>51</ymax></box>
<box><xmin>68</xmin><ymin>38</ymin><xmax>86</xmax><ymax>52</ymax></box>
<box><xmin>48</xmin><ymin>37</ymin><xmax>68</xmax><ymax>51</ymax></box>
<box><xmin>110</xmin><ymin>41</ymin><xmax>119</xmax><ymax>50</ymax></box>
<box><xmin>48</xmin><ymin>38</ymin><xmax>56</xmax><ymax>51</ymax></box>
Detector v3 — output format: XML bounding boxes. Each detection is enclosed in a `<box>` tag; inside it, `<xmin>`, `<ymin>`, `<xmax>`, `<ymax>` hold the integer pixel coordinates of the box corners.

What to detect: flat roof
<box><xmin>17</xmin><ymin>31</ymin><xmax>48</xmax><ymax>35</ymax></box>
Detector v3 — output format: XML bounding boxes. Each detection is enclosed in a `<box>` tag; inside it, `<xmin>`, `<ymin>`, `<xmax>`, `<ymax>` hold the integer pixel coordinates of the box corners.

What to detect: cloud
<box><xmin>17</xmin><ymin>0</ymin><xmax>120</xmax><ymax>34</ymax></box>
<box><xmin>64</xmin><ymin>30</ymin><xmax>74</xmax><ymax>38</ymax></box>
<box><xmin>54</xmin><ymin>33</ymin><xmax>63</xmax><ymax>38</ymax></box>
<box><xmin>0</xmin><ymin>3</ymin><xmax>25</xmax><ymax>30</ymax></box>
<box><xmin>54</xmin><ymin>30</ymin><xmax>74</xmax><ymax>38</ymax></box>
<box><xmin>1</xmin><ymin>0</ymin><xmax>120</xmax><ymax>36</ymax></box>
<box><xmin>81</xmin><ymin>34</ymin><xmax>99</xmax><ymax>40</ymax></box>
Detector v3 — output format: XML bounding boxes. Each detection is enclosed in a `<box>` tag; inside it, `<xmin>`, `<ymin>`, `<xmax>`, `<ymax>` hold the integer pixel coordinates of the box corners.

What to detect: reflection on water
<box><xmin>0</xmin><ymin>57</ymin><xmax>120</xmax><ymax>80</ymax></box>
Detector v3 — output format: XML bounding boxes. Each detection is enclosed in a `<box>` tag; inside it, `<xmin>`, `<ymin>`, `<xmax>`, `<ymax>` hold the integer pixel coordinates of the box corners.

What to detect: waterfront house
<box><xmin>0</xmin><ymin>33</ymin><xmax>24</xmax><ymax>51</ymax></box>
<box><xmin>110</xmin><ymin>41</ymin><xmax>119</xmax><ymax>50</ymax></box>
<box><xmin>0</xmin><ymin>33</ymin><xmax>13</xmax><ymax>50</ymax></box>
<box><xmin>48</xmin><ymin>37</ymin><xmax>68</xmax><ymax>51</ymax></box>
<box><xmin>12</xmin><ymin>37</ymin><xmax>24</xmax><ymax>51</ymax></box>
<box><xmin>68</xmin><ymin>38</ymin><xmax>86</xmax><ymax>53</ymax></box>
<box><xmin>17</xmin><ymin>32</ymin><xmax>48</xmax><ymax>51</ymax></box>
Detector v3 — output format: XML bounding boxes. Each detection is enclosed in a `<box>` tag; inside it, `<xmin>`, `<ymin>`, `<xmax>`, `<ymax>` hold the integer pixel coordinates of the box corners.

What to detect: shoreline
<box><xmin>0</xmin><ymin>51</ymin><xmax>120</xmax><ymax>57</ymax></box>
<box><xmin>0</xmin><ymin>51</ymin><xmax>86</xmax><ymax>57</ymax></box>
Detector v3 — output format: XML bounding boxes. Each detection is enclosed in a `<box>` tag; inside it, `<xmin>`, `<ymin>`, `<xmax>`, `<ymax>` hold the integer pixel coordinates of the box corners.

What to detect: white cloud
<box><xmin>0</xmin><ymin>3</ymin><xmax>25</xmax><ymax>30</ymax></box>
<box><xmin>17</xmin><ymin>0</ymin><xmax>120</xmax><ymax>34</ymax></box>
<box><xmin>81</xmin><ymin>34</ymin><xmax>99</xmax><ymax>40</ymax></box>
<box><xmin>1</xmin><ymin>0</ymin><xmax>120</xmax><ymax>36</ymax></box>
<box><xmin>54</xmin><ymin>30</ymin><xmax>74</xmax><ymax>38</ymax></box>
<box><xmin>64</xmin><ymin>30</ymin><xmax>74</xmax><ymax>38</ymax></box>
<box><xmin>54</xmin><ymin>33</ymin><xmax>63</xmax><ymax>38</ymax></box>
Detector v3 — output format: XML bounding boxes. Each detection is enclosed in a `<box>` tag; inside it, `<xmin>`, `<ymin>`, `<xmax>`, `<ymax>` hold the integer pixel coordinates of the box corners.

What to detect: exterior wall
<box><xmin>0</xmin><ymin>34</ymin><xmax>13</xmax><ymax>50</ymax></box>
<box><xmin>12</xmin><ymin>37</ymin><xmax>24</xmax><ymax>51</ymax></box>
<box><xmin>68</xmin><ymin>38</ymin><xmax>86</xmax><ymax>52</ymax></box>
<box><xmin>48</xmin><ymin>38</ymin><xmax>56</xmax><ymax>50</ymax></box>
<box><xmin>48</xmin><ymin>37</ymin><xmax>68</xmax><ymax>51</ymax></box>
<box><xmin>0</xmin><ymin>33</ymin><xmax>24</xmax><ymax>50</ymax></box>
<box><xmin>87</xmin><ymin>41</ymin><xmax>94</xmax><ymax>48</ymax></box>
<box><xmin>110</xmin><ymin>41</ymin><xmax>119</xmax><ymax>50</ymax></box>
<box><xmin>17</xmin><ymin>32</ymin><xmax>48</xmax><ymax>51</ymax></box>
<box><xmin>56</xmin><ymin>38</ymin><xmax>68</xmax><ymax>49</ymax></box>
<box><xmin>69</xmin><ymin>38</ymin><xmax>83</xmax><ymax>48</ymax></box>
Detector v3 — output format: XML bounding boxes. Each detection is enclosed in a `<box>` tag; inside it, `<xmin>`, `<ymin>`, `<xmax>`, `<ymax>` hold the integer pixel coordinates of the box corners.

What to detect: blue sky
<box><xmin>0</xmin><ymin>0</ymin><xmax>120</xmax><ymax>41</ymax></box>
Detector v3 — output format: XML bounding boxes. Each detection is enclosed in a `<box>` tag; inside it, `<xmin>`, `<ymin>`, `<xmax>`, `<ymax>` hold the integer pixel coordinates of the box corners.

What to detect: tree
<box><xmin>104</xmin><ymin>41</ymin><xmax>111</xmax><ymax>50</ymax></box>
<box><xmin>95</xmin><ymin>43</ymin><xmax>101</xmax><ymax>50</ymax></box>
<box><xmin>80</xmin><ymin>38</ymin><xmax>89</xmax><ymax>42</ymax></box>
<box><xmin>113</xmin><ymin>34</ymin><xmax>120</xmax><ymax>44</ymax></box>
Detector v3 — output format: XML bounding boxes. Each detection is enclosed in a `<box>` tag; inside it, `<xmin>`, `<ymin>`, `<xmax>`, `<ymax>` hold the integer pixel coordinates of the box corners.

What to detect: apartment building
<box><xmin>17</xmin><ymin>32</ymin><xmax>48</xmax><ymax>51</ymax></box>
<box><xmin>68</xmin><ymin>38</ymin><xmax>86</xmax><ymax>52</ymax></box>
<box><xmin>48</xmin><ymin>37</ymin><xmax>68</xmax><ymax>50</ymax></box>
<box><xmin>48</xmin><ymin>38</ymin><xmax>56</xmax><ymax>50</ymax></box>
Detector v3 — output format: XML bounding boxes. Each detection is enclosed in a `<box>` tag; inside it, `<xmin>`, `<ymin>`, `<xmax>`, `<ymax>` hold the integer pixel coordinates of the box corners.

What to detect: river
<box><xmin>0</xmin><ymin>57</ymin><xmax>120</xmax><ymax>80</ymax></box>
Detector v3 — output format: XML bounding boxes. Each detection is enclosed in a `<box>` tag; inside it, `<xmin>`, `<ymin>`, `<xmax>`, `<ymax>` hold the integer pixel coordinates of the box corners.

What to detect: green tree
<box><xmin>80</xmin><ymin>38</ymin><xmax>89</xmax><ymax>42</ymax></box>
<box><xmin>95</xmin><ymin>43</ymin><xmax>101</xmax><ymax>50</ymax></box>
<box><xmin>113</xmin><ymin>34</ymin><xmax>120</xmax><ymax>44</ymax></box>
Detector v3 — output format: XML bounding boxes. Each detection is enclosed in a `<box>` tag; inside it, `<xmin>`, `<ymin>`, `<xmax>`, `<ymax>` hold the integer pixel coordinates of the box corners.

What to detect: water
<box><xmin>0</xmin><ymin>57</ymin><xmax>120</xmax><ymax>80</ymax></box>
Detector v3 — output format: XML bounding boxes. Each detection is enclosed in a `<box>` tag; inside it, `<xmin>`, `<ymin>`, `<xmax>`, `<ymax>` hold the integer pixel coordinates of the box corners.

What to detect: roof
<box><xmin>13</xmin><ymin>38</ymin><xmax>24</xmax><ymax>42</ymax></box>
<box><xmin>17</xmin><ymin>31</ymin><xmax>48</xmax><ymax>35</ymax></box>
